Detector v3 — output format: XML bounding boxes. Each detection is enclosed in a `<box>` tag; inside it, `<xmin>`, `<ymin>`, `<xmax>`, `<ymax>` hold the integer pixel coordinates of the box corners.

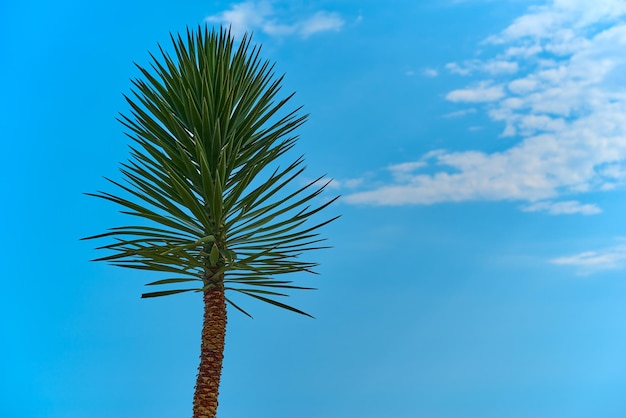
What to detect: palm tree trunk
<box><xmin>192</xmin><ymin>283</ymin><xmax>227</xmax><ymax>418</ymax></box>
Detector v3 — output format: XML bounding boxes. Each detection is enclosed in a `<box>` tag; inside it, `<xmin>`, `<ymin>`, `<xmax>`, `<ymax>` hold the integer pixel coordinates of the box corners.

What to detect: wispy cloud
<box><xmin>445</xmin><ymin>59</ymin><xmax>519</xmax><ymax>76</ymax></box>
<box><xmin>550</xmin><ymin>242</ymin><xmax>626</xmax><ymax>274</ymax></box>
<box><xmin>446</xmin><ymin>82</ymin><xmax>505</xmax><ymax>103</ymax></box>
<box><xmin>445</xmin><ymin>62</ymin><xmax>472</xmax><ymax>76</ymax></box>
<box><xmin>298</xmin><ymin>11</ymin><xmax>344</xmax><ymax>37</ymax></box>
<box><xmin>205</xmin><ymin>1</ymin><xmax>345</xmax><ymax>38</ymax></box>
<box><xmin>443</xmin><ymin>108</ymin><xmax>477</xmax><ymax>118</ymax></box>
<box><xmin>521</xmin><ymin>200</ymin><xmax>602</xmax><ymax>215</ymax></box>
<box><xmin>344</xmin><ymin>0</ymin><xmax>626</xmax><ymax>212</ymax></box>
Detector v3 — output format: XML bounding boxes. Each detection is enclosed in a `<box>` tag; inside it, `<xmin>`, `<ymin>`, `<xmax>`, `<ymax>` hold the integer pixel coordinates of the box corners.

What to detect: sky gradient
<box><xmin>3</xmin><ymin>1</ymin><xmax>626</xmax><ymax>417</ymax></box>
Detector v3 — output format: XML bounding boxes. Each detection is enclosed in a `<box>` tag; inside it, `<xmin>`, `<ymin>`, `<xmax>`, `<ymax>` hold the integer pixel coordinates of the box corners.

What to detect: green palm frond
<box><xmin>83</xmin><ymin>26</ymin><xmax>338</xmax><ymax>316</ymax></box>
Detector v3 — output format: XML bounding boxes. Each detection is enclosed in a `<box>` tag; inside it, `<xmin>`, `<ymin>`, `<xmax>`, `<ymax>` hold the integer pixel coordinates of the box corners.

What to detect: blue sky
<box><xmin>3</xmin><ymin>0</ymin><xmax>626</xmax><ymax>417</ymax></box>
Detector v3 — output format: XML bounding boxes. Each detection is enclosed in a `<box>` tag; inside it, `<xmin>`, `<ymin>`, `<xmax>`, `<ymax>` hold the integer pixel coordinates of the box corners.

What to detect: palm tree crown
<box><xmin>84</xmin><ymin>26</ymin><xmax>337</xmax><ymax>417</ymax></box>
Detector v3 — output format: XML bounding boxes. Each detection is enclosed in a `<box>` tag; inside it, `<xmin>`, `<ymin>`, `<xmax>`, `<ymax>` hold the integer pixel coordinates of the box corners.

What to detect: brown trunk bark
<box><xmin>192</xmin><ymin>284</ymin><xmax>227</xmax><ymax>418</ymax></box>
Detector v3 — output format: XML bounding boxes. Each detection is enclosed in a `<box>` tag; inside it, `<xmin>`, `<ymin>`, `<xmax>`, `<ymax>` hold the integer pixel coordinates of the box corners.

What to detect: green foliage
<box><xmin>83</xmin><ymin>26</ymin><xmax>338</xmax><ymax>317</ymax></box>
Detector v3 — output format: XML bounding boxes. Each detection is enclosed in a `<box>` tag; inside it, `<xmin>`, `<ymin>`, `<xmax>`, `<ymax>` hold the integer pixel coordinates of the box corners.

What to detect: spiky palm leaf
<box><xmin>84</xmin><ymin>25</ymin><xmax>337</xmax><ymax>418</ymax></box>
<box><xmin>84</xmin><ymin>26</ymin><xmax>338</xmax><ymax>317</ymax></box>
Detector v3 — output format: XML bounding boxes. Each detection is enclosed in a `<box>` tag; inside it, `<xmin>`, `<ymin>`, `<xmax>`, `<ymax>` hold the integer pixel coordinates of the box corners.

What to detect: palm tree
<box><xmin>83</xmin><ymin>26</ymin><xmax>337</xmax><ymax>418</ymax></box>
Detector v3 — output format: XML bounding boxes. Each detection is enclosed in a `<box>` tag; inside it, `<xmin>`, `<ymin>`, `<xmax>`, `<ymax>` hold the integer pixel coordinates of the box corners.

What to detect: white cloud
<box><xmin>504</xmin><ymin>43</ymin><xmax>543</xmax><ymax>58</ymax></box>
<box><xmin>298</xmin><ymin>11</ymin><xmax>344</xmax><ymax>37</ymax></box>
<box><xmin>345</xmin><ymin>0</ymin><xmax>626</xmax><ymax>212</ymax></box>
<box><xmin>445</xmin><ymin>62</ymin><xmax>472</xmax><ymax>76</ymax></box>
<box><xmin>205</xmin><ymin>1</ymin><xmax>345</xmax><ymax>38</ymax></box>
<box><xmin>446</xmin><ymin>82</ymin><xmax>505</xmax><ymax>103</ymax></box>
<box><xmin>343</xmin><ymin>178</ymin><xmax>365</xmax><ymax>188</ymax></box>
<box><xmin>521</xmin><ymin>200</ymin><xmax>602</xmax><ymax>215</ymax></box>
<box><xmin>389</xmin><ymin>161</ymin><xmax>427</xmax><ymax>173</ymax></box>
<box><xmin>446</xmin><ymin>59</ymin><xmax>519</xmax><ymax>76</ymax></box>
<box><xmin>508</xmin><ymin>78</ymin><xmax>538</xmax><ymax>94</ymax></box>
<box><xmin>482</xmin><ymin>60</ymin><xmax>519</xmax><ymax>74</ymax></box>
<box><xmin>423</xmin><ymin>68</ymin><xmax>439</xmax><ymax>77</ymax></box>
<box><xmin>388</xmin><ymin>161</ymin><xmax>427</xmax><ymax>183</ymax></box>
<box><xmin>443</xmin><ymin>108</ymin><xmax>477</xmax><ymax>118</ymax></box>
<box><xmin>205</xmin><ymin>1</ymin><xmax>271</xmax><ymax>37</ymax></box>
<box><xmin>550</xmin><ymin>242</ymin><xmax>626</xmax><ymax>274</ymax></box>
<box><xmin>490</xmin><ymin>0</ymin><xmax>626</xmax><ymax>43</ymax></box>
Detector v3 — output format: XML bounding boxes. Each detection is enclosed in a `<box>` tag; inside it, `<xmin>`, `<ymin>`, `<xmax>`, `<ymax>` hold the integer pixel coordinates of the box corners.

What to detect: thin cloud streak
<box><xmin>446</xmin><ymin>83</ymin><xmax>505</xmax><ymax>103</ymax></box>
<box><xmin>443</xmin><ymin>108</ymin><xmax>477</xmax><ymax>118</ymax></box>
<box><xmin>521</xmin><ymin>200</ymin><xmax>602</xmax><ymax>215</ymax></box>
<box><xmin>551</xmin><ymin>242</ymin><xmax>626</xmax><ymax>274</ymax></box>
<box><xmin>445</xmin><ymin>59</ymin><xmax>519</xmax><ymax>76</ymax></box>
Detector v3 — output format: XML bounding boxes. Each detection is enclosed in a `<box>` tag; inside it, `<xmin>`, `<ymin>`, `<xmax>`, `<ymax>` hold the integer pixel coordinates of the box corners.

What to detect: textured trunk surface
<box><xmin>192</xmin><ymin>285</ymin><xmax>227</xmax><ymax>418</ymax></box>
